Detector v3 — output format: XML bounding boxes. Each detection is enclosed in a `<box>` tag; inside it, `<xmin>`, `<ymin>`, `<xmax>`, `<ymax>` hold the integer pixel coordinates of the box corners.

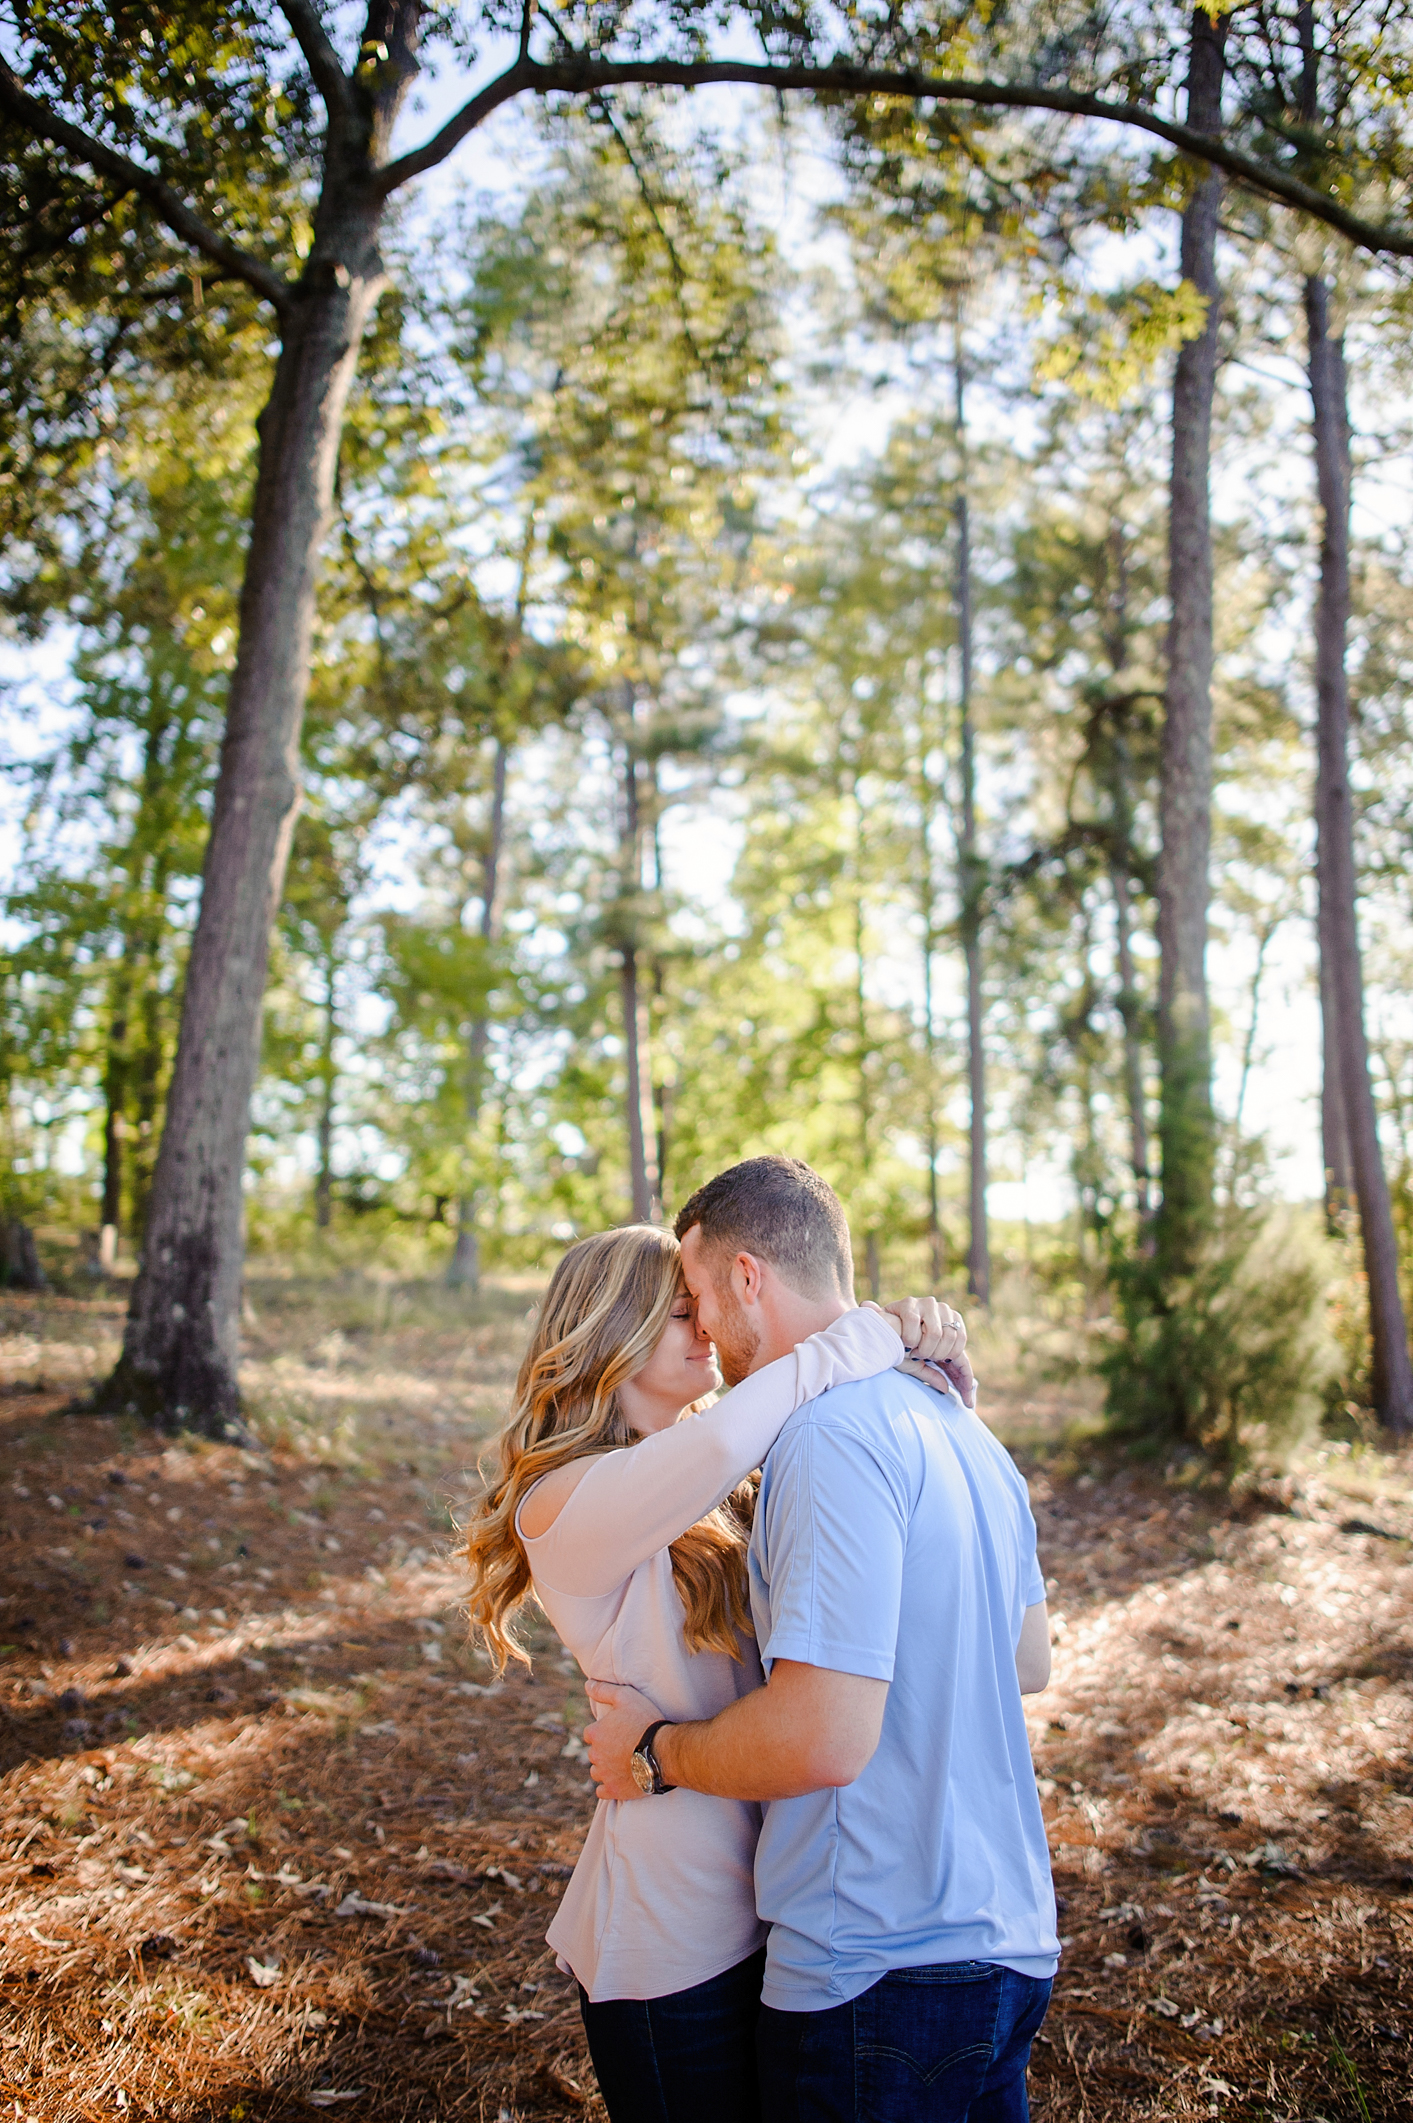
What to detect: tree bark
<box><xmin>87</xmin><ymin>1</ymin><xmax>424</xmax><ymax>1432</ymax></box>
<box><xmin>1</xmin><ymin>1222</ymin><xmax>46</xmax><ymax>1292</ymax></box>
<box><xmin>954</xmin><ymin>321</ymin><xmax>989</xmax><ymax>1304</ymax></box>
<box><xmin>1305</xmin><ymin>272</ymin><xmax>1413</xmax><ymax>1433</ymax></box>
<box><xmin>1155</xmin><ymin>8</ymin><xmax>1228</xmax><ymax>1279</ymax></box>
<box><xmin>1319</xmin><ymin>938</ymin><xmax>1354</xmax><ymax>1215</ymax></box>
<box><xmin>100</xmin><ymin>258</ymin><xmax>386</xmax><ymax>1431</ymax></box>
<box><xmin>446</xmin><ymin>738</ymin><xmax>508</xmax><ymax>1288</ymax></box>
<box><xmin>1294</xmin><ymin>15</ymin><xmax>1358</xmax><ymax>1226</ymax></box>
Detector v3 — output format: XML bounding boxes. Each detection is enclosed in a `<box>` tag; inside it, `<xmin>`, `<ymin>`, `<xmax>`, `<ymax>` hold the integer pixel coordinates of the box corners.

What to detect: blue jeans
<box><xmin>756</xmin><ymin>1961</ymin><xmax>1052</xmax><ymax>2122</ymax></box>
<box><xmin>579</xmin><ymin>1947</ymin><xmax>765</xmax><ymax>2123</ymax></box>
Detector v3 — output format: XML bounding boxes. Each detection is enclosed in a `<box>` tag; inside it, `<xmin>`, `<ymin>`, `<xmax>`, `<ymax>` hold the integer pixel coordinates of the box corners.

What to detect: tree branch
<box><xmin>377</xmin><ymin>51</ymin><xmax>1413</xmax><ymax>260</ymax></box>
<box><xmin>377</xmin><ymin>51</ymin><xmax>536</xmax><ymax>190</ymax></box>
<box><xmin>0</xmin><ymin>60</ymin><xmax>295</xmax><ymax>315</ymax></box>
<box><xmin>276</xmin><ymin>0</ymin><xmax>359</xmax><ymax>131</ymax></box>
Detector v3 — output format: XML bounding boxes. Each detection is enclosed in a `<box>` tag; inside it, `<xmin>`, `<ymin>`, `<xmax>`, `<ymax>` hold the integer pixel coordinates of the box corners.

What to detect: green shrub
<box><xmin>1101</xmin><ymin>1207</ymin><xmax>1339</xmax><ymax>1471</ymax></box>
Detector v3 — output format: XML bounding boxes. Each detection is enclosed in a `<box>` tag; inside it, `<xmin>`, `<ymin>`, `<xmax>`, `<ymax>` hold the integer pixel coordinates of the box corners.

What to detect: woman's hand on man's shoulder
<box><xmin>868</xmin><ymin>1295</ymin><xmax>976</xmax><ymax>1409</ymax></box>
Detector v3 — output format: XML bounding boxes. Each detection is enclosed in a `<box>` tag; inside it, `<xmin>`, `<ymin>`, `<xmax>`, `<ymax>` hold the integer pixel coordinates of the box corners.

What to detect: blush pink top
<box><xmin>516</xmin><ymin>1307</ymin><xmax>906</xmax><ymax>2003</ymax></box>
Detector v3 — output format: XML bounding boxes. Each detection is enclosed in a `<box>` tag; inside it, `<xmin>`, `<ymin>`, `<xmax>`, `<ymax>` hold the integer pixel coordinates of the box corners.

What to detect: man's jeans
<box><xmin>756</xmin><ymin>1961</ymin><xmax>1052</xmax><ymax>2122</ymax></box>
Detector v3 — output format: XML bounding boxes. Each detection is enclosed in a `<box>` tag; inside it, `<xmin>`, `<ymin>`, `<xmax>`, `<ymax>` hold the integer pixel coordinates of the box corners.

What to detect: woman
<box><xmin>464</xmin><ymin>1224</ymin><xmax>965</xmax><ymax>2123</ymax></box>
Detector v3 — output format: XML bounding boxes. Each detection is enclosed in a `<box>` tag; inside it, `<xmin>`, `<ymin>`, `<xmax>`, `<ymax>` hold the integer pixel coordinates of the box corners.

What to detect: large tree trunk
<box><xmin>1305</xmin><ymin>273</ymin><xmax>1413</xmax><ymax>1434</ymax></box>
<box><xmin>99</xmin><ymin>256</ymin><xmax>385</xmax><ymax>1433</ymax></box>
<box><xmin>1295</xmin><ymin>9</ymin><xmax>1358</xmax><ymax>1230</ymax></box>
<box><xmin>93</xmin><ymin>0</ymin><xmax>422</xmax><ymax>1433</ymax></box>
<box><xmin>1155</xmin><ymin>8</ymin><xmax>1228</xmax><ymax>1280</ymax></box>
<box><xmin>954</xmin><ymin>322</ymin><xmax>989</xmax><ymax>1304</ymax></box>
<box><xmin>446</xmin><ymin>739</ymin><xmax>509</xmax><ymax>1288</ymax></box>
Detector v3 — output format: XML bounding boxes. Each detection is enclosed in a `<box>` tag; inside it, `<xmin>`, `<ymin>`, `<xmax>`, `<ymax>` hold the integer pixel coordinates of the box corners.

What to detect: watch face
<box><xmin>629</xmin><ymin>1750</ymin><xmax>656</xmax><ymax>1795</ymax></box>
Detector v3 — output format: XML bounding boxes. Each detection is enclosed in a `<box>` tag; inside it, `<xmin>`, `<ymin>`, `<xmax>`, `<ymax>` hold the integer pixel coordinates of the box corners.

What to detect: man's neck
<box><xmin>750</xmin><ymin>1288</ymin><xmax>852</xmax><ymax>1372</ymax></box>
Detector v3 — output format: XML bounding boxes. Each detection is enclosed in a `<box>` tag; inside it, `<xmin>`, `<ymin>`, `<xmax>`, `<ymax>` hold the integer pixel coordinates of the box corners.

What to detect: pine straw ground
<box><xmin>1</xmin><ymin>1274</ymin><xmax>1410</xmax><ymax>2123</ymax></box>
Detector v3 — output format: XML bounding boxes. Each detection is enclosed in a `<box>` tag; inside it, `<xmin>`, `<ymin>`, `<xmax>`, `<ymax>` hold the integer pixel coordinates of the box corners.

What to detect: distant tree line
<box><xmin>3</xmin><ymin>3</ymin><xmax>1413</xmax><ymax>1451</ymax></box>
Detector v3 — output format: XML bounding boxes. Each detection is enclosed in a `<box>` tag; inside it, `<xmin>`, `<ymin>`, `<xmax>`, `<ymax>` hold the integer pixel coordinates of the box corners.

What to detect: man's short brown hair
<box><xmin>673</xmin><ymin>1156</ymin><xmax>854</xmax><ymax>1300</ymax></box>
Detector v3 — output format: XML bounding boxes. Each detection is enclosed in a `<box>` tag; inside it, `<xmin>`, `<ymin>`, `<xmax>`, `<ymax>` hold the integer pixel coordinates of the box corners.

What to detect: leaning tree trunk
<box><xmin>954</xmin><ymin>320</ymin><xmax>990</xmax><ymax>1305</ymax></box>
<box><xmin>88</xmin><ymin>0</ymin><xmax>426</xmax><ymax>1434</ymax></box>
<box><xmin>1305</xmin><ymin>273</ymin><xmax>1413</xmax><ymax>1434</ymax></box>
<box><xmin>1297</xmin><ymin>10</ymin><xmax>1357</xmax><ymax>1233</ymax></box>
<box><xmin>99</xmin><ymin>254</ymin><xmax>386</xmax><ymax>1434</ymax></box>
<box><xmin>1155</xmin><ymin>8</ymin><xmax>1228</xmax><ymax>1282</ymax></box>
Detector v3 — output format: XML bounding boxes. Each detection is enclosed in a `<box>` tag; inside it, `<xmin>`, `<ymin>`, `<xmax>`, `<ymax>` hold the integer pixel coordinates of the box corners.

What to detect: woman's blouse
<box><xmin>516</xmin><ymin>1306</ymin><xmax>906</xmax><ymax>2003</ymax></box>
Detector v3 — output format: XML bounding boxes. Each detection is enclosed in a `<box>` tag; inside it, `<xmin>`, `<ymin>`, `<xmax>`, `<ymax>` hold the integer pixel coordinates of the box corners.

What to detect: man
<box><xmin>586</xmin><ymin>1155</ymin><xmax>1058</xmax><ymax>2122</ymax></box>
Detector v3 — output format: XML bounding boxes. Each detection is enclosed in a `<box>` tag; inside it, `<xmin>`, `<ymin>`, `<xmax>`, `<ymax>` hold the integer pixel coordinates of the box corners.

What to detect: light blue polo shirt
<box><xmin>748</xmin><ymin>1369</ymin><xmax>1059</xmax><ymax>2013</ymax></box>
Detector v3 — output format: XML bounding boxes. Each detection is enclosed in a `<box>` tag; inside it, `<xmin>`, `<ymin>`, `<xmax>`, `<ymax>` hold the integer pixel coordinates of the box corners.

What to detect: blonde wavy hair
<box><xmin>465</xmin><ymin>1224</ymin><xmax>755</xmax><ymax>1672</ymax></box>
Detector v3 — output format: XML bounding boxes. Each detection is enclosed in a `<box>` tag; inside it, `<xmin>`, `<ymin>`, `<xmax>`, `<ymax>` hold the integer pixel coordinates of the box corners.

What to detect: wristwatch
<box><xmin>629</xmin><ymin>1720</ymin><xmax>676</xmax><ymax>1795</ymax></box>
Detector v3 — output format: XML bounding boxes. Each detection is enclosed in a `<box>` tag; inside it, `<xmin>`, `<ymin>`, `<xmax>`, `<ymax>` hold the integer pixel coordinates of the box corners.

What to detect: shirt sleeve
<box><xmin>520</xmin><ymin>1307</ymin><xmax>904</xmax><ymax>1600</ymax></box>
<box><xmin>755</xmin><ymin>1420</ymin><xmax>909</xmax><ymax>1683</ymax></box>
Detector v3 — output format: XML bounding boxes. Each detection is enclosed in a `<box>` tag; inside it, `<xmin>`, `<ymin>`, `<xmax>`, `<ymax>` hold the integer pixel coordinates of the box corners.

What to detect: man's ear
<box><xmin>731</xmin><ymin>1251</ymin><xmax>766</xmax><ymax>1307</ymax></box>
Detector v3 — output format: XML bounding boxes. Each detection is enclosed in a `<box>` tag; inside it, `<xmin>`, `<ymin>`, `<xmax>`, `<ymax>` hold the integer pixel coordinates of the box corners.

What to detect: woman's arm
<box><xmin>1016</xmin><ymin>1601</ymin><xmax>1051</xmax><ymax>1693</ymax></box>
<box><xmin>519</xmin><ymin>1307</ymin><xmax>906</xmax><ymax>1599</ymax></box>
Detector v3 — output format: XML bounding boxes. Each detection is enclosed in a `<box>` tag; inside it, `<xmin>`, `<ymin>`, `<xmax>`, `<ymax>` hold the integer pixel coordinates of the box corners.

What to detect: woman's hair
<box><xmin>464</xmin><ymin>1224</ymin><xmax>755</xmax><ymax>1672</ymax></box>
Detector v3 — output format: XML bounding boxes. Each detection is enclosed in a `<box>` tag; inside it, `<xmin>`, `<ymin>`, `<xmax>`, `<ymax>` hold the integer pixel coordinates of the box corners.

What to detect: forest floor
<box><xmin>1</xmin><ymin>1269</ymin><xmax>1410</xmax><ymax>2123</ymax></box>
